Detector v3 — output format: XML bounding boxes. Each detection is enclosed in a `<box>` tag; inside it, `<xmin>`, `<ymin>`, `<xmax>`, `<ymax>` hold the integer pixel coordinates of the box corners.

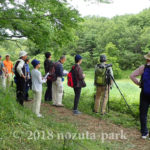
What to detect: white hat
<box><xmin>19</xmin><ymin>51</ymin><xmax>27</xmax><ymax>58</ymax></box>
<box><xmin>144</xmin><ymin>52</ymin><xmax>150</xmax><ymax>60</ymax></box>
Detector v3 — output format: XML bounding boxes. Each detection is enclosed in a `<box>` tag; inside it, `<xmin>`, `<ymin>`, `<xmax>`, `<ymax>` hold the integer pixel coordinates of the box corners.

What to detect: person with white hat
<box><xmin>14</xmin><ymin>51</ymin><xmax>28</xmax><ymax>106</ymax></box>
<box><xmin>130</xmin><ymin>52</ymin><xmax>150</xmax><ymax>139</ymax></box>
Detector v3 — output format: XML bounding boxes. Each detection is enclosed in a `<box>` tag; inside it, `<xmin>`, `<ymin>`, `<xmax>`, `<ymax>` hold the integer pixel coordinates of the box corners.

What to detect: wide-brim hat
<box><xmin>144</xmin><ymin>52</ymin><xmax>150</xmax><ymax>60</ymax></box>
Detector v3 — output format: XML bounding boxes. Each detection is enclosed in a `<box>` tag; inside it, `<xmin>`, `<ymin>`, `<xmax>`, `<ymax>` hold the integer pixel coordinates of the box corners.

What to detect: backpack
<box><xmin>141</xmin><ymin>65</ymin><xmax>150</xmax><ymax>96</ymax></box>
<box><xmin>67</xmin><ymin>65</ymin><xmax>78</xmax><ymax>88</ymax></box>
<box><xmin>95</xmin><ymin>64</ymin><xmax>107</xmax><ymax>86</ymax></box>
<box><xmin>47</xmin><ymin>62</ymin><xmax>60</xmax><ymax>82</ymax></box>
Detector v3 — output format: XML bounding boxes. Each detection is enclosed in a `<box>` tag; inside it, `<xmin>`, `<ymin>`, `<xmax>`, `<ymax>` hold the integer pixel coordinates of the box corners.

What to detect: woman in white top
<box><xmin>31</xmin><ymin>59</ymin><xmax>46</xmax><ymax>118</ymax></box>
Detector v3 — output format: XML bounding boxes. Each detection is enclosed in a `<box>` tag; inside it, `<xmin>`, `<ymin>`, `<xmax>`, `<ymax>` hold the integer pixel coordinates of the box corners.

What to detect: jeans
<box><xmin>45</xmin><ymin>80</ymin><xmax>52</xmax><ymax>101</ymax></box>
<box><xmin>140</xmin><ymin>91</ymin><xmax>150</xmax><ymax>136</ymax></box>
<box><xmin>73</xmin><ymin>87</ymin><xmax>81</xmax><ymax>110</ymax></box>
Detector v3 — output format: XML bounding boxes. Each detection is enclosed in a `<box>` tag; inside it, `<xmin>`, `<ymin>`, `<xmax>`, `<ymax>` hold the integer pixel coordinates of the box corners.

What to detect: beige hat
<box><xmin>19</xmin><ymin>51</ymin><xmax>27</xmax><ymax>58</ymax></box>
<box><xmin>144</xmin><ymin>52</ymin><xmax>150</xmax><ymax>60</ymax></box>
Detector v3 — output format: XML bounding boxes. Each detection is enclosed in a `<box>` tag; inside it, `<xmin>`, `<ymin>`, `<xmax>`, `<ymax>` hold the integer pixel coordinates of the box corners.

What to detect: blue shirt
<box><xmin>25</xmin><ymin>63</ymin><xmax>30</xmax><ymax>73</ymax></box>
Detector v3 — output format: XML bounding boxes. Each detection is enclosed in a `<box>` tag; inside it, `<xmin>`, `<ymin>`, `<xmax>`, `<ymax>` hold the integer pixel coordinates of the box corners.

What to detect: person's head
<box><xmin>60</xmin><ymin>55</ymin><xmax>66</xmax><ymax>64</ymax></box>
<box><xmin>100</xmin><ymin>55</ymin><xmax>107</xmax><ymax>63</ymax></box>
<box><xmin>144</xmin><ymin>52</ymin><xmax>150</xmax><ymax>62</ymax></box>
<box><xmin>25</xmin><ymin>58</ymin><xmax>30</xmax><ymax>64</ymax></box>
<box><xmin>6</xmin><ymin>54</ymin><xmax>10</xmax><ymax>61</ymax></box>
<box><xmin>45</xmin><ymin>52</ymin><xmax>51</xmax><ymax>59</ymax></box>
<box><xmin>31</xmin><ymin>59</ymin><xmax>40</xmax><ymax>69</ymax></box>
<box><xmin>75</xmin><ymin>54</ymin><xmax>82</xmax><ymax>64</ymax></box>
<box><xmin>19</xmin><ymin>51</ymin><xmax>28</xmax><ymax>61</ymax></box>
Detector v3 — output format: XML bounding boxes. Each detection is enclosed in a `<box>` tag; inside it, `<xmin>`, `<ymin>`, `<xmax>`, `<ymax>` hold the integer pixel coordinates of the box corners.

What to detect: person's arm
<box><xmin>37</xmin><ymin>71</ymin><xmax>46</xmax><ymax>84</ymax></box>
<box><xmin>16</xmin><ymin>60</ymin><xmax>25</xmax><ymax>78</ymax></box>
<box><xmin>77</xmin><ymin>66</ymin><xmax>84</xmax><ymax>80</ymax></box>
<box><xmin>130</xmin><ymin>65</ymin><xmax>145</xmax><ymax>86</ymax></box>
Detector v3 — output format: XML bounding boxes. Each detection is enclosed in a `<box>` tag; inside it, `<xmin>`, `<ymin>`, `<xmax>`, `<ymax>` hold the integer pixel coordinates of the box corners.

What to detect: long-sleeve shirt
<box><xmin>55</xmin><ymin>61</ymin><xmax>66</xmax><ymax>78</ymax></box>
<box><xmin>31</xmin><ymin>69</ymin><xmax>46</xmax><ymax>92</ymax></box>
<box><xmin>16</xmin><ymin>59</ymin><xmax>25</xmax><ymax>77</ymax></box>
<box><xmin>130</xmin><ymin>63</ymin><xmax>150</xmax><ymax>86</ymax></box>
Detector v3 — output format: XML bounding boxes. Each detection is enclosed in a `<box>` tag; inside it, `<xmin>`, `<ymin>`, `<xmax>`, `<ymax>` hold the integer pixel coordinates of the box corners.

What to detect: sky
<box><xmin>68</xmin><ymin>0</ymin><xmax>150</xmax><ymax>18</ymax></box>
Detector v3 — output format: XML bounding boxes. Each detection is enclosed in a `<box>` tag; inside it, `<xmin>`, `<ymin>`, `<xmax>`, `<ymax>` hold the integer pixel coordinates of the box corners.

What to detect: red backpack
<box><xmin>67</xmin><ymin>65</ymin><xmax>78</xmax><ymax>88</ymax></box>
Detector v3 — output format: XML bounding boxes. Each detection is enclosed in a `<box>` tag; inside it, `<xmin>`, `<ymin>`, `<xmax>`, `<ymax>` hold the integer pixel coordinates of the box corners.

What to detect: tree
<box><xmin>0</xmin><ymin>0</ymin><xmax>82</xmax><ymax>54</ymax></box>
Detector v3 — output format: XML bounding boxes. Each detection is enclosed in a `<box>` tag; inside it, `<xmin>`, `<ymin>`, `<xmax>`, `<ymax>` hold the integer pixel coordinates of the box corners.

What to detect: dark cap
<box><xmin>100</xmin><ymin>55</ymin><xmax>107</xmax><ymax>62</ymax></box>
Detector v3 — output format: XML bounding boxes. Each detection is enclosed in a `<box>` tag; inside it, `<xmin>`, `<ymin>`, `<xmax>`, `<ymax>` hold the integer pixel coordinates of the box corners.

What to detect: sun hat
<box><xmin>144</xmin><ymin>52</ymin><xmax>150</xmax><ymax>60</ymax></box>
<box><xmin>19</xmin><ymin>51</ymin><xmax>27</xmax><ymax>58</ymax></box>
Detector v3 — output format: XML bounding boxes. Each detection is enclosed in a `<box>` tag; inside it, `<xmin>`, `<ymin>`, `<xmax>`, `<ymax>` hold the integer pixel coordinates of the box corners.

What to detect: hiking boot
<box><xmin>142</xmin><ymin>133</ymin><xmax>149</xmax><ymax>139</ymax></box>
<box><xmin>73</xmin><ymin>110</ymin><xmax>82</xmax><ymax>115</ymax></box>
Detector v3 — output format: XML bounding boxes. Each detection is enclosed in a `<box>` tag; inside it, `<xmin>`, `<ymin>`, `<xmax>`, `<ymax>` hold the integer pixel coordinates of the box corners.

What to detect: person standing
<box><xmin>130</xmin><ymin>52</ymin><xmax>150</xmax><ymax>139</ymax></box>
<box><xmin>72</xmin><ymin>55</ymin><xmax>86</xmax><ymax>115</ymax></box>
<box><xmin>44</xmin><ymin>52</ymin><xmax>53</xmax><ymax>101</ymax></box>
<box><xmin>0</xmin><ymin>55</ymin><xmax>6</xmax><ymax>88</ymax></box>
<box><xmin>31</xmin><ymin>59</ymin><xmax>46</xmax><ymax>117</ymax></box>
<box><xmin>25</xmin><ymin>58</ymin><xmax>31</xmax><ymax>101</ymax></box>
<box><xmin>3</xmin><ymin>54</ymin><xmax>13</xmax><ymax>88</ymax></box>
<box><xmin>52</xmin><ymin>56</ymin><xmax>67</xmax><ymax>107</ymax></box>
<box><xmin>94</xmin><ymin>55</ymin><xmax>113</xmax><ymax>115</ymax></box>
<box><xmin>14</xmin><ymin>51</ymin><xmax>27</xmax><ymax>106</ymax></box>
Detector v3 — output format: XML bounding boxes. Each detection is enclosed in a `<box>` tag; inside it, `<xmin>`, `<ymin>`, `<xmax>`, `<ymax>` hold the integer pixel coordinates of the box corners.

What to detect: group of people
<box><xmin>1</xmin><ymin>50</ymin><xmax>150</xmax><ymax>139</ymax></box>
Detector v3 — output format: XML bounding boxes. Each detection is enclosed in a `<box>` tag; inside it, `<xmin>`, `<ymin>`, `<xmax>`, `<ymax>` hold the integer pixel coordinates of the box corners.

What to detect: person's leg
<box><xmin>101</xmin><ymin>86</ymin><xmax>109</xmax><ymax>114</ymax></box>
<box><xmin>73</xmin><ymin>87</ymin><xmax>81</xmax><ymax>110</ymax></box>
<box><xmin>140</xmin><ymin>92</ymin><xmax>150</xmax><ymax>136</ymax></box>
<box><xmin>2</xmin><ymin>76</ymin><xmax>6</xmax><ymax>89</ymax></box>
<box><xmin>94</xmin><ymin>86</ymin><xmax>102</xmax><ymax>112</ymax></box>
<box><xmin>35</xmin><ymin>91</ymin><xmax>42</xmax><ymax>115</ymax></box>
<box><xmin>32</xmin><ymin>91</ymin><xmax>36</xmax><ymax>114</ymax></box>
<box><xmin>45</xmin><ymin>81</ymin><xmax>52</xmax><ymax>101</ymax></box>
<box><xmin>52</xmin><ymin>81</ymin><xmax>57</xmax><ymax>105</ymax></box>
<box><xmin>56</xmin><ymin>78</ymin><xmax>63</xmax><ymax>105</ymax></box>
<box><xmin>16</xmin><ymin>78</ymin><xmax>25</xmax><ymax>106</ymax></box>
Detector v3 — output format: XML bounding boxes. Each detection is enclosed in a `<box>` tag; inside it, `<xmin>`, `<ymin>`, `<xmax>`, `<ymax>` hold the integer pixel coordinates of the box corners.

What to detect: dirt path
<box><xmin>26</xmin><ymin>102</ymin><xmax>150</xmax><ymax>150</ymax></box>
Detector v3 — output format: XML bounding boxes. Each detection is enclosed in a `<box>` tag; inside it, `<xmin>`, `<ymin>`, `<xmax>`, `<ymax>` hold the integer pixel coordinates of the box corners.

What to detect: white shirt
<box><xmin>16</xmin><ymin>59</ymin><xmax>25</xmax><ymax>76</ymax></box>
<box><xmin>31</xmin><ymin>69</ymin><xmax>46</xmax><ymax>92</ymax></box>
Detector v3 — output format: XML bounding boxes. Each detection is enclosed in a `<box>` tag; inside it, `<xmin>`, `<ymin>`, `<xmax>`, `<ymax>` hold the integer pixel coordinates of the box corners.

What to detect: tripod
<box><xmin>106</xmin><ymin>69</ymin><xmax>135</xmax><ymax>118</ymax></box>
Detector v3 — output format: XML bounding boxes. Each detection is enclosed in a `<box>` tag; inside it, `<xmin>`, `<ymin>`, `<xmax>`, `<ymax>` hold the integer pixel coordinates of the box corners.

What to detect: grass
<box><xmin>0</xmin><ymin>69</ymin><xmax>147</xmax><ymax>149</ymax></box>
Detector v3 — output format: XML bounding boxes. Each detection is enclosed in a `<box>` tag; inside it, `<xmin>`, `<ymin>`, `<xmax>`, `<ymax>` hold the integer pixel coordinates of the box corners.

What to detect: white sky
<box><xmin>68</xmin><ymin>0</ymin><xmax>150</xmax><ymax>18</ymax></box>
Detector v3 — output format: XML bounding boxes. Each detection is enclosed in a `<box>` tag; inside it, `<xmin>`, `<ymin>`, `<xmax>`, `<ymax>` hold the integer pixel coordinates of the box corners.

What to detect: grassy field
<box><xmin>0</xmin><ymin>69</ymin><xmax>147</xmax><ymax>149</ymax></box>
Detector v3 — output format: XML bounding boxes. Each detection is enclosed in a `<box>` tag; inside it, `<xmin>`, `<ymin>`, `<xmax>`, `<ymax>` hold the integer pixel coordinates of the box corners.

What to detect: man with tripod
<box><xmin>130</xmin><ymin>52</ymin><xmax>150</xmax><ymax>139</ymax></box>
<box><xmin>94</xmin><ymin>55</ymin><xmax>113</xmax><ymax>115</ymax></box>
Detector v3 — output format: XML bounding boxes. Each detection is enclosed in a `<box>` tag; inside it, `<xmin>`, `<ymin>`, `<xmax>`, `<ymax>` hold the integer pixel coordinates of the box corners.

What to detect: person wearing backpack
<box><xmin>14</xmin><ymin>51</ymin><xmax>28</xmax><ymax>106</ymax></box>
<box><xmin>52</xmin><ymin>56</ymin><xmax>67</xmax><ymax>107</ymax></box>
<box><xmin>130</xmin><ymin>52</ymin><xmax>150</xmax><ymax>139</ymax></box>
<box><xmin>72</xmin><ymin>54</ymin><xmax>86</xmax><ymax>115</ymax></box>
<box><xmin>94</xmin><ymin>55</ymin><xmax>113</xmax><ymax>115</ymax></box>
<box><xmin>44</xmin><ymin>52</ymin><xmax>53</xmax><ymax>102</ymax></box>
<box><xmin>0</xmin><ymin>55</ymin><xmax>6</xmax><ymax>88</ymax></box>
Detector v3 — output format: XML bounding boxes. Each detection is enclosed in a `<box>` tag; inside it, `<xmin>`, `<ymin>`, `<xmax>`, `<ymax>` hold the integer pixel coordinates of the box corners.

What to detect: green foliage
<box><xmin>0</xmin><ymin>0</ymin><xmax>82</xmax><ymax>54</ymax></box>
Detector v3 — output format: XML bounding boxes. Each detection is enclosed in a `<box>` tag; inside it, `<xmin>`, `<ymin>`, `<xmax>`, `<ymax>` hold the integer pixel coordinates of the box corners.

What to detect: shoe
<box><xmin>37</xmin><ymin>114</ymin><xmax>44</xmax><ymax>118</ymax></box>
<box><xmin>73</xmin><ymin>110</ymin><xmax>82</xmax><ymax>115</ymax></box>
<box><xmin>52</xmin><ymin>104</ymin><xmax>56</xmax><ymax>106</ymax></box>
<box><xmin>101</xmin><ymin>112</ymin><xmax>107</xmax><ymax>116</ymax></box>
<box><xmin>93</xmin><ymin>110</ymin><xmax>98</xmax><ymax>114</ymax></box>
<box><xmin>56</xmin><ymin>104</ymin><xmax>64</xmax><ymax>107</ymax></box>
<box><xmin>142</xmin><ymin>133</ymin><xmax>149</xmax><ymax>139</ymax></box>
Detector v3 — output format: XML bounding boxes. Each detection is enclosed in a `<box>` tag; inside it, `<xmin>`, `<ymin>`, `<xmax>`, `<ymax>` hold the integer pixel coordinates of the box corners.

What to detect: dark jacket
<box><xmin>55</xmin><ymin>61</ymin><xmax>66</xmax><ymax>78</ymax></box>
<box><xmin>44</xmin><ymin>59</ymin><xmax>53</xmax><ymax>74</ymax></box>
<box><xmin>74</xmin><ymin>64</ymin><xmax>86</xmax><ymax>88</ymax></box>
